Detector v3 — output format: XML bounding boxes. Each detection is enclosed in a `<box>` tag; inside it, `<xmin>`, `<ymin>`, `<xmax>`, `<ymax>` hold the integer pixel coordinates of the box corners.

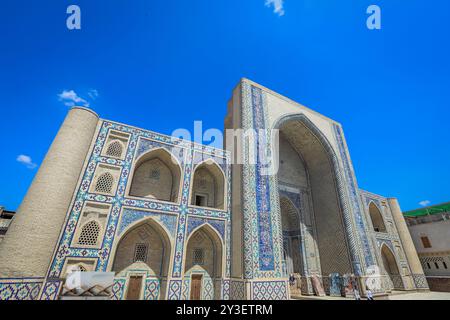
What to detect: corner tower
<box><xmin>0</xmin><ymin>107</ymin><xmax>99</xmax><ymax>278</ymax></box>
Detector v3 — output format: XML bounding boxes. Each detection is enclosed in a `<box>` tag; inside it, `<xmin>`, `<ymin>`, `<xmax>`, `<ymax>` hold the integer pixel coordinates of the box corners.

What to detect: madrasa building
<box><xmin>0</xmin><ymin>79</ymin><xmax>428</xmax><ymax>300</ymax></box>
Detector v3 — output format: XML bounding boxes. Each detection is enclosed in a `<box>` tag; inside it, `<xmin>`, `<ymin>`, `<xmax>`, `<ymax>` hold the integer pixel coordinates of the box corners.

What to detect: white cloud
<box><xmin>88</xmin><ymin>89</ymin><xmax>99</xmax><ymax>100</ymax></box>
<box><xmin>58</xmin><ymin>90</ymin><xmax>90</xmax><ymax>107</ymax></box>
<box><xmin>419</xmin><ymin>200</ymin><xmax>431</xmax><ymax>207</ymax></box>
<box><xmin>265</xmin><ymin>0</ymin><xmax>285</xmax><ymax>16</ymax></box>
<box><xmin>16</xmin><ymin>154</ymin><xmax>37</xmax><ymax>169</ymax></box>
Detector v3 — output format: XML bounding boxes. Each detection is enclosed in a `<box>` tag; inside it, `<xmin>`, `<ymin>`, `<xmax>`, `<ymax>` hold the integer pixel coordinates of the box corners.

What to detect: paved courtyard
<box><xmin>292</xmin><ymin>291</ymin><xmax>450</xmax><ymax>300</ymax></box>
<box><xmin>382</xmin><ymin>291</ymin><xmax>450</xmax><ymax>300</ymax></box>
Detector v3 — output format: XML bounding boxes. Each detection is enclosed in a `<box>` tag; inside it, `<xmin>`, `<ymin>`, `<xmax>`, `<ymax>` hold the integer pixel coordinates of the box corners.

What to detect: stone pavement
<box><xmin>292</xmin><ymin>291</ymin><xmax>450</xmax><ymax>300</ymax></box>
<box><xmin>382</xmin><ymin>291</ymin><xmax>450</xmax><ymax>300</ymax></box>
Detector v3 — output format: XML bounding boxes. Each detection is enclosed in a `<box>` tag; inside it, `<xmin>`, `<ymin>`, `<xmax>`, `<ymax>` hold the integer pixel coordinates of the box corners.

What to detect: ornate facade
<box><xmin>0</xmin><ymin>79</ymin><xmax>427</xmax><ymax>300</ymax></box>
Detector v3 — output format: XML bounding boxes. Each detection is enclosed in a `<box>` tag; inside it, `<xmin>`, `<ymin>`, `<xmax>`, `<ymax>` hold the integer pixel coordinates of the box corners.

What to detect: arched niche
<box><xmin>274</xmin><ymin>114</ymin><xmax>353</xmax><ymax>277</ymax></box>
<box><xmin>380</xmin><ymin>244</ymin><xmax>404</xmax><ymax>290</ymax></box>
<box><xmin>280</xmin><ymin>197</ymin><xmax>302</xmax><ymax>275</ymax></box>
<box><xmin>369</xmin><ymin>202</ymin><xmax>387</xmax><ymax>233</ymax></box>
<box><xmin>184</xmin><ymin>224</ymin><xmax>223</xmax><ymax>300</ymax></box>
<box><xmin>112</xmin><ymin>217</ymin><xmax>172</xmax><ymax>300</ymax></box>
<box><xmin>190</xmin><ymin>160</ymin><xmax>225</xmax><ymax>210</ymax></box>
<box><xmin>129</xmin><ymin>148</ymin><xmax>182</xmax><ymax>203</ymax></box>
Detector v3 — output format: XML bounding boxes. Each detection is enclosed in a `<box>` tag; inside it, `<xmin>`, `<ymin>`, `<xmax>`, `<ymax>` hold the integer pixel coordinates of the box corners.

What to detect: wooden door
<box><xmin>190</xmin><ymin>274</ymin><xmax>202</xmax><ymax>300</ymax></box>
<box><xmin>126</xmin><ymin>276</ymin><xmax>143</xmax><ymax>300</ymax></box>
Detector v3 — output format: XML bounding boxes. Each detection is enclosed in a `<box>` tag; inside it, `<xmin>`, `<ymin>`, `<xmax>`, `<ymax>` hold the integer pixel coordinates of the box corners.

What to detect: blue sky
<box><xmin>0</xmin><ymin>0</ymin><xmax>449</xmax><ymax>211</ymax></box>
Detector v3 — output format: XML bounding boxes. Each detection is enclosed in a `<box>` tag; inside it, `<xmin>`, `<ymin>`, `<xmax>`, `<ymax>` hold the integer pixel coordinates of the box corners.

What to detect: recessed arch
<box><xmin>279</xmin><ymin>196</ymin><xmax>300</xmax><ymax>232</ymax></box>
<box><xmin>184</xmin><ymin>223</ymin><xmax>224</xmax><ymax>300</ymax></box>
<box><xmin>111</xmin><ymin>216</ymin><xmax>173</xmax><ymax>300</ymax></box>
<box><xmin>369</xmin><ymin>201</ymin><xmax>387</xmax><ymax>233</ymax></box>
<box><xmin>112</xmin><ymin>216</ymin><xmax>172</xmax><ymax>278</ymax></box>
<box><xmin>128</xmin><ymin>147</ymin><xmax>182</xmax><ymax>203</ymax></box>
<box><xmin>380</xmin><ymin>243</ymin><xmax>404</xmax><ymax>290</ymax></box>
<box><xmin>279</xmin><ymin>196</ymin><xmax>302</xmax><ymax>275</ymax></box>
<box><xmin>273</xmin><ymin>112</ymin><xmax>354</xmax><ymax>277</ymax></box>
<box><xmin>190</xmin><ymin>159</ymin><xmax>226</xmax><ymax>210</ymax></box>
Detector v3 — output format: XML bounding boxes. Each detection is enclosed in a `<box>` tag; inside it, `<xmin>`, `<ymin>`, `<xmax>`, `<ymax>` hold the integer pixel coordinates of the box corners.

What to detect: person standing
<box><xmin>366</xmin><ymin>288</ymin><xmax>374</xmax><ymax>300</ymax></box>
<box><xmin>351</xmin><ymin>277</ymin><xmax>361</xmax><ymax>300</ymax></box>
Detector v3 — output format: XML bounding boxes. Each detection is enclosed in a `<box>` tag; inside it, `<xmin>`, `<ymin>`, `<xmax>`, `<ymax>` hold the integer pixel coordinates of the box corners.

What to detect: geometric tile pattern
<box><xmin>251</xmin><ymin>86</ymin><xmax>275</xmax><ymax>272</ymax></box>
<box><xmin>168</xmin><ymin>279</ymin><xmax>182</xmax><ymax>300</ymax></box>
<box><xmin>0</xmin><ymin>279</ymin><xmax>42</xmax><ymax>300</ymax></box>
<box><xmin>111</xmin><ymin>278</ymin><xmax>126</xmax><ymax>300</ymax></box>
<box><xmin>186</xmin><ymin>216</ymin><xmax>225</xmax><ymax>240</ymax></box>
<box><xmin>230</xmin><ymin>280</ymin><xmax>245</xmax><ymax>300</ymax></box>
<box><xmin>181</xmin><ymin>278</ymin><xmax>190</xmax><ymax>300</ymax></box>
<box><xmin>202</xmin><ymin>278</ymin><xmax>214</xmax><ymax>300</ymax></box>
<box><xmin>39</xmin><ymin>280</ymin><xmax>62</xmax><ymax>300</ymax></box>
<box><xmin>144</xmin><ymin>279</ymin><xmax>160</xmax><ymax>300</ymax></box>
<box><xmin>118</xmin><ymin>208</ymin><xmax>177</xmax><ymax>237</ymax></box>
<box><xmin>333</xmin><ymin>124</ymin><xmax>375</xmax><ymax>271</ymax></box>
<box><xmin>222</xmin><ymin>279</ymin><xmax>230</xmax><ymax>300</ymax></box>
<box><xmin>252</xmin><ymin>281</ymin><xmax>288</xmax><ymax>300</ymax></box>
<box><xmin>241</xmin><ymin>83</ymin><xmax>284</xmax><ymax>282</ymax></box>
<box><xmin>412</xmin><ymin>274</ymin><xmax>429</xmax><ymax>289</ymax></box>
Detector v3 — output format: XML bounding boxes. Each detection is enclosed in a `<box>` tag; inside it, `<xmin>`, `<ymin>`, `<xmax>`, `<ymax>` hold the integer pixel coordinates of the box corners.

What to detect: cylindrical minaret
<box><xmin>0</xmin><ymin>107</ymin><xmax>99</xmax><ymax>278</ymax></box>
<box><xmin>387</xmin><ymin>197</ymin><xmax>428</xmax><ymax>289</ymax></box>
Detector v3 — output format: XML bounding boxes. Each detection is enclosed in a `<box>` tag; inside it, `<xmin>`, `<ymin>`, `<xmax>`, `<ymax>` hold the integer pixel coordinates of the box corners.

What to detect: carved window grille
<box><xmin>193</xmin><ymin>248</ymin><xmax>204</xmax><ymax>265</ymax></box>
<box><xmin>106</xmin><ymin>140</ymin><xmax>123</xmax><ymax>158</ymax></box>
<box><xmin>150</xmin><ymin>169</ymin><xmax>160</xmax><ymax>180</ymax></box>
<box><xmin>78</xmin><ymin>221</ymin><xmax>101</xmax><ymax>246</ymax></box>
<box><xmin>95</xmin><ymin>172</ymin><xmax>114</xmax><ymax>194</ymax></box>
<box><xmin>134</xmin><ymin>243</ymin><xmax>148</xmax><ymax>263</ymax></box>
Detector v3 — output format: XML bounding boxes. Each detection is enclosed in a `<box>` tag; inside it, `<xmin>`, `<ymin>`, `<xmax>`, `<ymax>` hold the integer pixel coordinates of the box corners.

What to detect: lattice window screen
<box><xmin>134</xmin><ymin>243</ymin><xmax>148</xmax><ymax>262</ymax></box>
<box><xmin>193</xmin><ymin>248</ymin><xmax>204</xmax><ymax>265</ymax></box>
<box><xmin>77</xmin><ymin>221</ymin><xmax>100</xmax><ymax>246</ymax></box>
<box><xmin>95</xmin><ymin>172</ymin><xmax>114</xmax><ymax>194</ymax></box>
<box><xmin>106</xmin><ymin>140</ymin><xmax>123</xmax><ymax>158</ymax></box>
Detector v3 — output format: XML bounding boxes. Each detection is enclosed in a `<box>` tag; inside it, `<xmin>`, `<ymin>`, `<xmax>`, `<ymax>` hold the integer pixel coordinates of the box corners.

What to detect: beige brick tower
<box><xmin>388</xmin><ymin>197</ymin><xmax>428</xmax><ymax>289</ymax></box>
<box><xmin>0</xmin><ymin>107</ymin><xmax>99</xmax><ymax>278</ymax></box>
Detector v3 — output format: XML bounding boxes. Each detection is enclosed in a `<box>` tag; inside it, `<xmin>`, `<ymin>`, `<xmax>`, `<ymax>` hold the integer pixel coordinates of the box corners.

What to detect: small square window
<box><xmin>134</xmin><ymin>243</ymin><xmax>148</xmax><ymax>263</ymax></box>
<box><xmin>195</xmin><ymin>195</ymin><xmax>207</xmax><ymax>207</ymax></box>
<box><xmin>193</xmin><ymin>248</ymin><xmax>204</xmax><ymax>265</ymax></box>
<box><xmin>150</xmin><ymin>169</ymin><xmax>160</xmax><ymax>180</ymax></box>
<box><xmin>421</xmin><ymin>236</ymin><xmax>432</xmax><ymax>248</ymax></box>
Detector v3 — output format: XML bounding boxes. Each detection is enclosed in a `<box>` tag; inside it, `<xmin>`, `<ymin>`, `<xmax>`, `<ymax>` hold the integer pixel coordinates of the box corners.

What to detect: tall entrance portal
<box><xmin>276</xmin><ymin>118</ymin><xmax>353</xmax><ymax>295</ymax></box>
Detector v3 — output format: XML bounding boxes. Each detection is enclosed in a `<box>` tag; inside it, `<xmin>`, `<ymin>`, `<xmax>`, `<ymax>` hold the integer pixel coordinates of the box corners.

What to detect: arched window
<box><xmin>77</xmin><ymin>220</ymin><xmax>101</xmax><ymax>246</ymax></box>
<box><xmin>191</xmin><ymin>160</ymin><xmax>225</xmax><ymax>209</ymax></box>
<box><xmin>369</xmin><ymin>202</ymin><xmax>387</xmax><ymax>232</ymax></box>
<box><xmin>95</xmin><ymin>172</ymin><xmax>114</xmax><ymax>194</ymax></box>
<box><xmin>106</xmin><ymin>140</ymin><xmax>123</xmax><ymax>158</ymax></box>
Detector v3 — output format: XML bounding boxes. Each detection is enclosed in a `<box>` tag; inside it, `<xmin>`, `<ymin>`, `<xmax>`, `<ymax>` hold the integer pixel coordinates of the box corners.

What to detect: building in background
<box><xmin>0</xmin><ymin>207</ymin><xmax>15</xmax><ymax>243</ymax></box>
<box><xmin>405</xmin><ymin>202</ymin><xmax>450</xmax><ymax>292</ymax></box>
